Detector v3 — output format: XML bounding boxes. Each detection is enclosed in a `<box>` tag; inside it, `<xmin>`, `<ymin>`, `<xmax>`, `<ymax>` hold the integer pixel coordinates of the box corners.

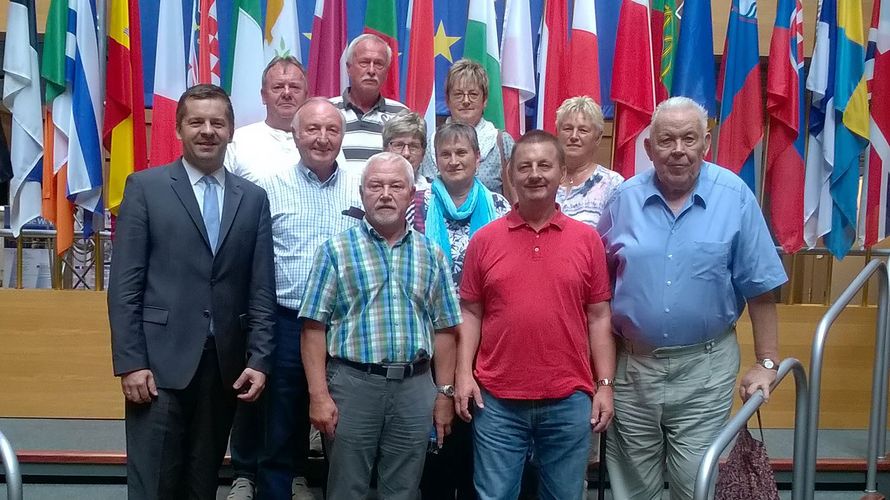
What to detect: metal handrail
<box><xmin>692</xmin><ymin>358</ymin><xmax>808</xmax><ymax>500</ymax></box>
<box><xmin>805</xmin><ymin>259</ymin><xmax>889</xmax><ymax>499</ymax></box>
<box><xmin>0</xmin><ymin>429</ymin><xmax>22</xmax><ymax>500</ymax></box>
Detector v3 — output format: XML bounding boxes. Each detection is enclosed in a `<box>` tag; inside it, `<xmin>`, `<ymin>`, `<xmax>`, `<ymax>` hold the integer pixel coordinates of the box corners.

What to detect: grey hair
<box><xmin>445</xmin><ymin>59</ymin><xmax>490</xmax><ymax>101</ymax></box>
<box><xmin>434</xmin><ymin>122</ymin><xmax>480</xmax><ymax>155</ymax></box>
<box><xmin>651</xmin><ymin>96</ymin><xmax>708</xmax><ymax>133</ymax></box>
<box><xmin>382</xmin><ymin>111</ymin><xmax>428</xmax><ymax>149</ymax></box>
<box><xmin>291</xmin><ymin>97</ymin><xmax>345</xmax><ymax>132</ymax></box>
<box><xmin>361</xmin><ymin>152</ymin><xmax>415</xmax><ymax>186</ymax></box>
<box><xmin>556</xmin><ymin>96</ymin><xmax>605</xmax><ymax>134</ymax></box>
<box><xmin>261</xmin><ymin>56</ymin><xmax>306</xmax><ymax>86</ymax></box>
<box><xmin>345</xmin><ymin>33</ymin><xmax>392</xmax><ymax>68</ymax></box>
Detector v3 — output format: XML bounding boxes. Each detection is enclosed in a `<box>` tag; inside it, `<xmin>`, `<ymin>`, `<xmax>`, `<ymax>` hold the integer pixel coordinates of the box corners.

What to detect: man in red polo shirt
<box><xmin>455</xmin><ymin>130</ymin><xmax>615</xmax><ymax>500</ymax></box>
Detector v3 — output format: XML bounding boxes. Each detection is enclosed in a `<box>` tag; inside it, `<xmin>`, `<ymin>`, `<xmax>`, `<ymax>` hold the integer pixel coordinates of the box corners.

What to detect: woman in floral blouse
<box><xmin>555</xmin><ymin>96</ymin><xmax>624</xmax><ymax>228</ymax></box>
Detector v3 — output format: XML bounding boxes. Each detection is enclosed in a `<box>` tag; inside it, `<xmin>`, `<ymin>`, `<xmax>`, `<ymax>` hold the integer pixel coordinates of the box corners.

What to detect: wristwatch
<box><xmin>596</xmin><ymin>378</ymin><xmax>614</xmax><ymax>388</ymax></box>
<box><xmin>758</xmin><ymin>358</ymin><xmax>778</xmax><ymax>370</ymax></box>
<box><xmin>437</xmin><ymin>384</ymin><xmax>455</xmax><ymax>397</ymax></box>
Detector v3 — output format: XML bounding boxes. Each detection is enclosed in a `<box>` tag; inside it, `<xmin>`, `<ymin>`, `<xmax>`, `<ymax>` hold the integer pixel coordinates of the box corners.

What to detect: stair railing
<box><xmin>692</xmin><ymin>357</ymin><xmax>808</xmax><ymax>500</ymax></box>
<box><xmin>0</xmin><ymin>429</ymin><xmax>22</xmax><ymax>500</ymax></box>
<box><xmin>805</xmin><ymin>259</ymin><xmax>890</xmax><ymax>499</ymax></box>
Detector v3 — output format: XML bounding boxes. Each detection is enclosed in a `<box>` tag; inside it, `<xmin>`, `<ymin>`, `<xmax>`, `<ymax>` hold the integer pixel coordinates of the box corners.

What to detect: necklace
<box><xmin>565</xmin><ymin>163</ymin><xmax>596</xmax><ymax>187</ymax></box>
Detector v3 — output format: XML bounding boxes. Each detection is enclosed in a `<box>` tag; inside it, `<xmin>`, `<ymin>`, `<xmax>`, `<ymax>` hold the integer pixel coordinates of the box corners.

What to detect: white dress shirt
<box><xmin>182</xmin><ymin>159</ymin><xmax>226</xmax><ymax>224</ymax></box>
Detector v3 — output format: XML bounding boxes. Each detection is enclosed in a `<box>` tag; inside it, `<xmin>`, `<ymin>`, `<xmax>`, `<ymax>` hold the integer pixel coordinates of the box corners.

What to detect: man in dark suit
<box><xmin>109</xmin><ymin>84</ymin><xmax>276</xmax><ymax>500</ymax></box>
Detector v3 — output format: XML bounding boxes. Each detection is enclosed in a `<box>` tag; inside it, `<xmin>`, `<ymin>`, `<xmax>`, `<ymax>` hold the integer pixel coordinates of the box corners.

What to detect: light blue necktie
<box><xmin>201</xmin><ymin>175</ymin><xmax>220</xmax><ymax>253</ymax></box>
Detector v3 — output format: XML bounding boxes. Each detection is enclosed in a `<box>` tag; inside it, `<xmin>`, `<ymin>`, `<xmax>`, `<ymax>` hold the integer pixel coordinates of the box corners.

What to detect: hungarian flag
<box><xmin>40</xmin><ymin>0</ymin><xmax>74</xmax><ymax>254</ymax></box>
<box><xmin>567</xmin><ymin>0</ymin><xmax>601</xmax><ymax>104</ymax></box>
<box><xmin>464</xmin><ymin>0</ymin><xmax>505</xmax><ymax>129</ymax></box>
<box><xmin>860</xmin><ymin>0</ymin><xmax>890</xmax><ymax>247</ymax></box>
<box><xmin>149</xmin><ymin>0</ymin><xmax>186</xmax><ymax>166</ymax></box>
<box><xmin>227</xmin><ymin>0</ymin><xmax>265</xmax><ymax>128</ymax></box>
<box><xmin>611</xmin><ymin>0</ymin><xmax>657</xmax><ymax>178</ymax></box>
<box><xmin>3</xmin><ymin>0</ymin><xmax>43</xmax><ymax>236</ymax></box>
<box><xmin>308</xmin><ymin>0</ymin><xmax>347</xmax><ymax>98</ymax></box>
<box><xmin>716</xmin><ymin>0</ymin><xmax>763</xmax><ymax>194</ymax></box>
<box><xmin>264</xmin><ymin>0</ymin><xmax>302</xmax><ymax>61</ymax></box>
<box><xmin>765</xmin><ymin>0</ymin><xmax>805</xmax><ymax>253</ymax></box>
<box><xmin>405</xmin><ymin>0</ymin><xmax>436</xmax><ymax>143</ymax></box>
<box><xmin>104</xmin><ymin>0</ymin><xmax>147</xmax><ymax>215</ymax></box>
<box><xmin>501</xmin><ymin>0</ymin><xmax>536</xmax><ymax>137</ymax></box>
<box><xmin>364</xmin><ymin>0</ymin><xmax>400</xmax><ymax>100</ymax></box>
<box><xmin>827</xmin><ymin>0</ymin><xmax>869</xmax><ymax>259</ymax></box>
<box><xmin>535</xmin><ymin>0</ymin><xmax>568</xmax><ymax>133</ymax></box>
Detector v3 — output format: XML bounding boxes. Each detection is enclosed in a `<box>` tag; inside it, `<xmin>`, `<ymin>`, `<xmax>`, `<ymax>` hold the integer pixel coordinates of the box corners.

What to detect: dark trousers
<box><xmin>125</xmin><ymin>345</ymin><xmax>236</xmax><ymax>500</ymax></box>
<box><xmin>255</xmin><ymin>307</ymin><xmax>310</xmax><ymax>499</ymax></box>
<box><xmin>229</xmin><ymin>390</ymin><xmax>265</xmax><ymax>481</ymax></box>
<box><xmin>420</xmin><ymin>418</ymin><xmax>475</xmax><ymax>500</ymax></box>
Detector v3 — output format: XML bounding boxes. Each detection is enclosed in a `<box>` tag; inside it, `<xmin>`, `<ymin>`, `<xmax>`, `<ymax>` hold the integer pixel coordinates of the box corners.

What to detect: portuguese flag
<box><xmin>363</xmin><ymin>0</ymin><xmax>400</xmax><ymax>100</ymax></box>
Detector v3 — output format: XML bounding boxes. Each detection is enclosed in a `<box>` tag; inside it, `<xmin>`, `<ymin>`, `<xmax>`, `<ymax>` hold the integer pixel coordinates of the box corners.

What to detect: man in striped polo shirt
<box><xmin>330</xmin><ymin>34</ymin><xmax>407</xmax><ymax>175</ymax></box>
<box><xmin>300</xmin><ymin>152</ymin><xmax>461</xmax><ymax>500</ymax></box>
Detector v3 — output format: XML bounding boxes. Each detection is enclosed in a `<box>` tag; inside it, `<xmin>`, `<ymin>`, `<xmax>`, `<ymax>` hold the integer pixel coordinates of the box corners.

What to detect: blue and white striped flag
<box><xmin>67</xmin><ymin>0</ymin><xmax>105</xmax><ymax>236</ymax></box>
<box><xmin>2</xmin><ymin>0</ymin><xmax>44</xmax><ymax>236</ymax></box>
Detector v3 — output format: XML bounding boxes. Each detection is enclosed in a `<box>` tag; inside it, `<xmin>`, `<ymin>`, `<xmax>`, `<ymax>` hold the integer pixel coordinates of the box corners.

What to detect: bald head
<box><xmin>292</xmin><ymin>98</ymin><xmax>345</xmax><ymax>171</ymax></box>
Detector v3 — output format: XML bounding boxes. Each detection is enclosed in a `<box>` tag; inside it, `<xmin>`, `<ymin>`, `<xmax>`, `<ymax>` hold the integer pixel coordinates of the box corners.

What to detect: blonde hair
<box><xmin>555</xmin><ymin>96</ymin><xmax>605</xmax><ymax>134</ymax></box>
<box><xmin>445</xmin><ymin>59</ymin><xmax>490</xmax><ymax>101</ymax></box>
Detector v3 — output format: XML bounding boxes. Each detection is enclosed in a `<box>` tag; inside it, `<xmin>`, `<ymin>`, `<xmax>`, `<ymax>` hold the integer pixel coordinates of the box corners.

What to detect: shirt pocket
<box><xmin>690</xmin><ymin>241</ymin><xmax>730</xmax><ymax>280</ymax></box>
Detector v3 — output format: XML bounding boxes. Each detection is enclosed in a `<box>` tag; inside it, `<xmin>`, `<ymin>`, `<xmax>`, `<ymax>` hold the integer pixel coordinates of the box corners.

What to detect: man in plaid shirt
<box><xmin>300</xmin><ymin>152</ymin><xmax>461</xmax><ymax>500</ymax></box>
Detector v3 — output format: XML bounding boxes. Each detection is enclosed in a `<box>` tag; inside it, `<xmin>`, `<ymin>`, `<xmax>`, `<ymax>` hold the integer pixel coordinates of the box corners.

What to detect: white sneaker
<box><xmin>227</xmin><ymin>477</ymin><xmax>255</xmax><ymax>500</ymax></box>
<box><xmin>292</xmin><ymin>476</ymin><xmax>315</xmax><ymax>500</ymax></box>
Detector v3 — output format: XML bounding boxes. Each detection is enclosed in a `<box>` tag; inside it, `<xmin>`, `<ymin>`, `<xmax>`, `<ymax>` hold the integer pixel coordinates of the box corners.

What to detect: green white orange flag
<box><xmin>464</xmin><ymin>0</ymin><xmax>505</xmax><ymax>128</ymax></box>
<box><xmin>364</xmin><ymin>0</ymin><xmax>400</xmax><ymax>100</ymax></box>
<box><xmin>227</xmin><ymin>0</ymin><xmax>265</xmax><ymax>127</ymax></box>
<box><xmin>41</xmin><ymin>0</ymin><xmax>74</xmax><ymax>254</ymax></box>
<box><xmin>104</xmin><ymin>0</ymin><xmax>147</xmax><ymax>215</ymax></box>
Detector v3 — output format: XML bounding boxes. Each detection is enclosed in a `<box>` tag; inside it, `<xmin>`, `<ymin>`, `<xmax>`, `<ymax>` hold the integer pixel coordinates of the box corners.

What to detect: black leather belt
<box><xmin>336</xmin><ymin>357</ymin><xmax>430</xmax><ymax>380</ymax></box>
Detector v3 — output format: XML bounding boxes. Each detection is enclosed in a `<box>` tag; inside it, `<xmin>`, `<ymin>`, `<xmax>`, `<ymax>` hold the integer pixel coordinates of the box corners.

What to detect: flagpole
<box><xmin>645</xmin><ymin>0</ymin><xmax>657</xmax><ymax>108</ymax></box>
<box><xmin>15</xmin><ymin>236</ymin><xmax>23</xmax><ymax>289</ymax></box>
<box><xmin>94</xmin><ymin>230</ymin><xmax>104</xmax><ymax>291</ymax></box>
<box><xmin>861</xmin><ymin>248</ymin><xmax>872</xmax><ymax>306</ymax></box>
<box><xmin>609</xmin><ymin>104</ymin><xmax>618</xmax><ymax>170</ymax></box>
<box><xmin>759</xmin><ymin>116</ymin><xmax>769</xmax><ymax>207</ymax></box>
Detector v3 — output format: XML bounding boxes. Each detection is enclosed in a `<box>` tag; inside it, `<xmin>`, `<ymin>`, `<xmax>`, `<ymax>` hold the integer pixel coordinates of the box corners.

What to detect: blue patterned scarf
<box><xmin>427</xmin><ymin>178</ymin><xmax>496</xmax><ymax>264</ymax></box>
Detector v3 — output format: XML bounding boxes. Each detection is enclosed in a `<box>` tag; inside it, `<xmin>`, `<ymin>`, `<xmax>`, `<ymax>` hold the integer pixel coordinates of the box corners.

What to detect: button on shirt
<box><xmin>256</xmin><ymin>162</ymin><xmax>362</xmax><ymax>310</ymax></box>
<box><xmin>597</xmin><ymin>162</ymin><xmax>787</xmax><ymax>348</ymax></box>
<box><xmin>182</xmin><ymin>160</ymin><xmax>225</xmax><ymax>224</ymax></box>
<box><xmin>299</xmin><ymin>221</ymin><xmax>462</xmax><ymax>364</ymax></box>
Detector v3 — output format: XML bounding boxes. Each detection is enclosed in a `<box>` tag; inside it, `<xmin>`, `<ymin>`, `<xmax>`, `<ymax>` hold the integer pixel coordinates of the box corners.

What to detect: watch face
<box><xmin>761</xmin><ymin>359</ymin><xmax>776</xmax><ymax>369</ymax></box>
<box><xmin>439</xmin><ymin>385</ymin><xmax>455</xmax><ymax>397</ymax></box>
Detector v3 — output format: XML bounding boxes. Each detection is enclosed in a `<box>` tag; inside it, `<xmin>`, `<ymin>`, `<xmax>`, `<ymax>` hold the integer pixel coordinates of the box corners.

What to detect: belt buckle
<box><xmin>385</xmin><ymin>365</ymin><xmax>406</xmax><ymax>380</ymax></box>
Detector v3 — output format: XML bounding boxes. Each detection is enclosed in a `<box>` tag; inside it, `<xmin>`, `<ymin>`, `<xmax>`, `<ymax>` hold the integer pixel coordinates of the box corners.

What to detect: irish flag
<box><xmin>464</xmin><ymin>0</ymin><xmax>504</xmax><ymax>129</ymax></box>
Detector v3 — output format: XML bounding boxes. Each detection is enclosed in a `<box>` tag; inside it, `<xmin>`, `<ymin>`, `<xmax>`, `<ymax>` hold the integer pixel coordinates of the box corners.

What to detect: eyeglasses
<box><xmin>450</xmin><ymin>90</ymin><xmax>482</xmax><ymax>102</ymax></box>
<box><xmin>388</xmin><ymin>140</ymin><xmax>424</xmax><ymax>154</ymax></box>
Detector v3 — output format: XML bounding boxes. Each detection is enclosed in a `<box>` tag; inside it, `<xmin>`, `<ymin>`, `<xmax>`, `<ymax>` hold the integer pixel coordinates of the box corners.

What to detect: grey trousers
<box><xmin>324</xmin><ymin>360</ymin><xmax>436</xmax><ymax>500</ymax></box>
<box><xmin>605</xmin><ymin>333</ymin><xmax>740</xmax><ymax>500</ymax></box>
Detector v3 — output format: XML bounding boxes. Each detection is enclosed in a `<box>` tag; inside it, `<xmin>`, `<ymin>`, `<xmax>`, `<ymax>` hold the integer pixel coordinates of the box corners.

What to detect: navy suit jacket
<box><xmin>108</xmin><ymin>160</ymin><xmax>276</xmax><ymax>390</ymax></box>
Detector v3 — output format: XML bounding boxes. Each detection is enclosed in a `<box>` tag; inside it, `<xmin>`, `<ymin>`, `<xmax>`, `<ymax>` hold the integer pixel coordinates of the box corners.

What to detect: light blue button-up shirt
<box><xmin>597</xmin><ymin>162</ymin><xmax>787</xmax><ymax>347</ymax></box>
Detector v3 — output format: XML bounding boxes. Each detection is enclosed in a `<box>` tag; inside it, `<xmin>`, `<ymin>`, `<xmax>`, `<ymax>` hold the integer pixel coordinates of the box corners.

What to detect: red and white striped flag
<box><xmin>860</xmin><ymin>0</ymin><xmax>890</xmax><ymax>247</ymax></box>
<box><xmin>501</xmin><ymin>0</ymin><xmax>536</xmax><ymax>138</ymax></box>
<box><xmin>535</xmin><ymin>0</ymin><xmax>568</xmax><ymax>133</ymax></box>
<box><xmin>611</xmin><ymin>0</ymin><xmax>657</xmax><ymax>178</ymax></box>
<box><xmin>149</xmin><ymin>0</ymin><xmax>186</xmax><ymax>166</ymax></box>
<box><xmin>188</xmin><ymin>0</ymin><xmax>221</xmax><ymax>86</ymax></box>
<box><xmin>568</xmin><ymin>0</ymin><xmax>601</xmax><ymax>103</ymax></box>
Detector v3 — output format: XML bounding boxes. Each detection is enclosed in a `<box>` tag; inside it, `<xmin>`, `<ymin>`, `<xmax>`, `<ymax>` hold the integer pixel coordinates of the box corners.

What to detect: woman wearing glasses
<box><xmin>419</xmin><ymin>59</ymin><xmax>515</xmax><ymax>203</ymax></box>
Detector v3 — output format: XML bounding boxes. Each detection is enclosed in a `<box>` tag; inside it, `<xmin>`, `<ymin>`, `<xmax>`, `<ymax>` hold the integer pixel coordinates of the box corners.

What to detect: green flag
<box><xmin>463</xmin><ymin>0</ymin><xmax>504</xmax><ymax>129</ymax></box>
<box><xmin>42</xmin><ymin>0</ymin><xmax>68</xmax><ymax>102</ymax></box>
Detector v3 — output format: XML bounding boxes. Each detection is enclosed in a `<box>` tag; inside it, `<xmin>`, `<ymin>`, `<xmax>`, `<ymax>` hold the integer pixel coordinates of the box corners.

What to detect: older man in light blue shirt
<box><xmin>598</xmin><ymin>96</ymin><xmax>787</xmax><ymax>500</ymax></box>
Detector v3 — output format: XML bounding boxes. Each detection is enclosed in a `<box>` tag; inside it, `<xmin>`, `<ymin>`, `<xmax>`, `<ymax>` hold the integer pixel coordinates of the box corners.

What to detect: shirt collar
<box><xmin>505</xmin><ymin>204</ymin><xmax>568</xmax><ymax>231</ymax></box>
<box><xmin>362</xmin><ymin>218</ymin><xmax>414</xmax><ymax>246</ymax></box>
<box><xmin>182</xmin><ymin>158</ymin><xmax>226</xmax><ymax>189</ymax></box>
<box><xmin>641</xmin><ymin>163</ymin><xmax>709</xmax><ymax>210</ymax></box>
<box><xmin>298</xmin><ymin>159</ymin><xmax>342</xmax><ymax>186</ymax></box>
<box><xmin>342</xmin><ymin>87</ymin><xmax>385</xmax><ymax>115</ymax></box>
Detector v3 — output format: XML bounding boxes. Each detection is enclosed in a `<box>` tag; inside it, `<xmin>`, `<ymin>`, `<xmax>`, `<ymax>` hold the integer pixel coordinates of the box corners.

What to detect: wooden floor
<box><xmin>0</xmin><ymin>289</ymin><xmax>887</xmax><ymax>426</ymax></box>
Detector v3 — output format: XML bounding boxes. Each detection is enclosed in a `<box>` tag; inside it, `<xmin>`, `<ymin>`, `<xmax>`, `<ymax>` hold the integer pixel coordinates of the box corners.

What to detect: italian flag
<box><xmin>464</xmin><ymin>0</ymin><xmax>504</xmax><ymax>129</ymax></box>
<box><xmin>364</xmin><ymin>0</ymin><xmax>400</xmax><ymax>100</ymax></box>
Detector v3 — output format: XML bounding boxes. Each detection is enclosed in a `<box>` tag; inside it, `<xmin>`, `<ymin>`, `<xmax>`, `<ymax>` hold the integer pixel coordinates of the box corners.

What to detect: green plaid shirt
<box><xmin>300</xmin><ymin>220</ymin><xmax>462</xmax><ymax>363</ymax></box>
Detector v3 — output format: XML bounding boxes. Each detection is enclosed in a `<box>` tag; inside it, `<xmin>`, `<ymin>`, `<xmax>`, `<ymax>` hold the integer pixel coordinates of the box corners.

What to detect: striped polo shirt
<box><xmin>329</xmin><ymin>88</ymin><xmax>407</xmax><ymax>176</ymax></box>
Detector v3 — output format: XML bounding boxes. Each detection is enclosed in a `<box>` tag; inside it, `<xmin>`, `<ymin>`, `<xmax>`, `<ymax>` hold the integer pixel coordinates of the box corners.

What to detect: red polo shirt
<box><xmin>460</xmin><ymin>207</ymin><xmax>612</xmax><ymax>400</ymax></box>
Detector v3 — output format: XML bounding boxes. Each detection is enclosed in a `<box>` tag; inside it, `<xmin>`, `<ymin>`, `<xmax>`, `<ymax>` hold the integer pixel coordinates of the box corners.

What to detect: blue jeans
<box><xmin>255</xmin><ymin>307</ymin><xmax>310</xmax><ymax>499</ymax></box>
<box><xmin>473</xmin><ymin>389</ymin><xmax>591</xmax><ymax>500</ymax></box>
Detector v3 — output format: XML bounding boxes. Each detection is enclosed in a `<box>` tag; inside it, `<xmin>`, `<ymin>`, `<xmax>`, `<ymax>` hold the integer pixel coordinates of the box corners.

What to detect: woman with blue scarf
<box><xmin>417</xmin><ymin>122</ymin><xmax>509</xmax><ymax>500</ymax></box>
<box><xmin>414</xmin><ymin>123</ymin><xmax>510</xmax><ymax>288</ymax></box>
